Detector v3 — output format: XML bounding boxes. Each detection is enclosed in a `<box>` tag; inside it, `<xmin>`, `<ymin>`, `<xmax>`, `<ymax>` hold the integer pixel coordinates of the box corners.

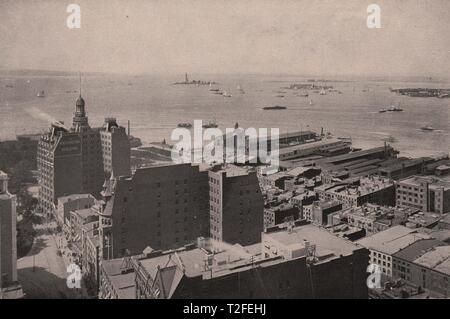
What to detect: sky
<box><xmin>0</xmin><ymin>0</ymin><xmax>449</xmax><ymax>76</ymax></box>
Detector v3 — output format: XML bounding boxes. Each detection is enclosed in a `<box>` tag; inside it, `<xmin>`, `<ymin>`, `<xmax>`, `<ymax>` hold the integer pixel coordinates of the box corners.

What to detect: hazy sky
<box><xmin>1</xmin><ymin>0</ymin><xmax>449</xmax><ymax>76</ymax></box>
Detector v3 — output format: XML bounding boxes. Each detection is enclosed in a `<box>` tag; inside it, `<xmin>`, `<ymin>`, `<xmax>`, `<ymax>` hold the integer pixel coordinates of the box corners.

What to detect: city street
<box><xmin>17</xmin><ymin>216</ymin><xmax>86</xmax><ymax>299</ymax></box>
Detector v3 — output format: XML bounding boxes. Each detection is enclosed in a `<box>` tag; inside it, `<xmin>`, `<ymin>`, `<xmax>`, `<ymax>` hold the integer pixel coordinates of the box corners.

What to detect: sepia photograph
<box><xmin>0</xmin><ymin>0</ymin><xmax>449</xmax><ymax>309</ymax></box>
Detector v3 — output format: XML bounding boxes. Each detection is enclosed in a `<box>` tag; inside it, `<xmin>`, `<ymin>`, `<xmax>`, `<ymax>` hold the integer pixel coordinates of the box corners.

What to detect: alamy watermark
<box><xmin>171</xmin><ymin>120</ymin><xmax>280</xmax><ymax>174</ymax></box>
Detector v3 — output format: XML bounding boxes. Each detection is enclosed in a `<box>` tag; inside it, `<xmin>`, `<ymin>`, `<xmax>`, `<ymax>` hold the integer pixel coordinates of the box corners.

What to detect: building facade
<box><xmin>0</xmin><ymin>172</ymin><xmax>23</xmax><ymax>298</ymax></box>
<box><xmin>130</xmin><ymin>225</ymin><xmax>368</xmax><ymax>299</ymax></box>
<box><xmin>97</xmin><ymin>163</ymin><xmax>210</xmax><ymax>260</ymax></box>
<box><xmin>37</xmin><ymin>95</ymin><xmax>130</xmax><ymax>216</ymax></box>
<box><xmin>396</xmin><ymin>175</ymin><xmax>450</xmax><ymax>214</ymax></box>
<box><xmin>315</xmin><ymin>176</ymin><xmax>395</xmax><ymax>209</ymax></box>
<box><xmin>209</xmin><ymin>165</ymin><xmax>264</xmax><ymax>245</ymax></box>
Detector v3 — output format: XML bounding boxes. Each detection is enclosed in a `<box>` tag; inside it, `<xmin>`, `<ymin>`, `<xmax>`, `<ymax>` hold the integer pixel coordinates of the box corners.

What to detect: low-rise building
<box><xmin>396</xmin><ymin>175</ymin><xmax>450</xmax><ymax>214</ymax></box>
<box><xmin>315</xmin><ymin>176</ymin><xmax>395</xmax><ymax>209</ymax></box>
<box><xmin>357</xmin><ymin>226</ymin><xmax>431</xmax><ymax>277</ymax></box>
<box><xmin>264</xmin><ymin>203</ymin><xmax>300</xmax><ymax>229</ymax></box>
<box><xmin>56</xmin><ymin>194</ymin><xmax>96</xmax><ymax>227</ymax></box>
<box><xmin>393</xmin><ymin>242</ymin><xmax>450</xmax><ymax>297</ymax></box>
<box><xmin>304</xmin><ymin>200</ymin><xmax>342</xmax><ymax>226</ymax></box>
<box><xmin>343</xmin><ymin>204</ymin><xmax>412</xmax><ymax>235</ymax></box>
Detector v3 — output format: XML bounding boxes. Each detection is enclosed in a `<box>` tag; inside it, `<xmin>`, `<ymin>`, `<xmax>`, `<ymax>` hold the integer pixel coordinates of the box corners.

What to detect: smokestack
<box><xmin>127</xmin><ymin>120</ymin><xmax>130</xmax><ymax>137</ymax></box>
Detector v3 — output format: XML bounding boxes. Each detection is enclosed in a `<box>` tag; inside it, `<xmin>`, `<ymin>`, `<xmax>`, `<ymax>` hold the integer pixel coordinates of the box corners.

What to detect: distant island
<box><xmin>173</xmin><ymin>73</ymin><xmax>217</xmax><ymax>85</ymax></box>
<box><xmin>390</xmin><ymin>87</ymin><xmax>450</xmax><ymax>98</ymax></box>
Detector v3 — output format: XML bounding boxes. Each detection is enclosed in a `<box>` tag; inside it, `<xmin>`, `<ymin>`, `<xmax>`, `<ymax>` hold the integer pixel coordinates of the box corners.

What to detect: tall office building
<box><xmin>209</xmin><ymin>165</ymin><xmax>264</xmax><ymax>245</ymax></box>
<box><xmin>37</xmin><ymin>95</ymin><xmax>131</xmax><ymax>216</ymax></box>
<box><xmin>97</xmin><ymin>163</ymin><xmax>210</xmax><ymax>260</ymax></box>
<box><xmin>0</xmin><ymin>171</ymin><xmax>23</xmax><ymax>299</ymax></box>
<box><xmin>100</xmin><ymin>118</ymin><xmax>131</xmax><ymax>178</ymax></box>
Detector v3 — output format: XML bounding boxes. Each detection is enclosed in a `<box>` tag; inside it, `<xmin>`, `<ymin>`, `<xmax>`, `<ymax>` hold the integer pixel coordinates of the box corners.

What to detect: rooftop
<box><xmin>211</xmin><ymin>164</ymin><xmax>250</xmax><ymax>178</ymax></box>
<box><xmin>137</xmin><ymin>241</ymin><xmax>259</xmax><ymax>280</ymax></box>
<box><xmin>279</xmin><ymin>138</ymin><xmax>346</xmax><ymax>155</ymax></box>
<box><xmin>357</xmin><ymin>226</ymin><xmax>430</xmax><ymax>255</ymax></box>
<box><xmin>398</xmin><ymin>175</ymin><xmax>450</xmax><ymax>190</ymax></box>
<box><xmin>393</xmin><ymin>239</ymin><xmax>444</xmax><ymax>262</ymax></box>
<box><xmin>101</xmin><ymin>258</ymin><xmax>136</xmax><ymax>299</ymax></box>
<box><xmin>413</xmin><ymin>246</ymin><xmax>450</xmax><ymax>275</ymax></box>
<box><xmin>58</xmin><ymin>193</ymin><xmax>94</xmax><ymax>204</ymax></box>
<box><xmin>264</xmin><ymin>223</ymin><xmax>362</xmax><ymax>258</ymax></box>
<box><xmin>71</xmin><ymin>207</ymin><xmax>97</xmax><ymax>220</ymax></box>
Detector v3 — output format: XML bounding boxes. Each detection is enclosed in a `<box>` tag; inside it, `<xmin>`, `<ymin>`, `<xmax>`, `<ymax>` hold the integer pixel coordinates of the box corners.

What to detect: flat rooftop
<box><xmin>413</xmin><ymin>246</ymin><xmax>450</xmax><ymax>275</ymax></box>
<box><xmin>399</xmin><ymin>175</ymin><xmax>450</xmax><ymax>190</ymax></box>
<box><xmin>264</xmin><ymin>223</ymin><xmax>362</xmax><ymax>257</ymax></box>
<box><xmin>279</xmin><ymin>138</ymin><xmax>346</xmax><ymax>155</ymax></box>
<box><xmin>357</xmin><ymin>226</ymin><xmax>431</xmax><ymax>255</ymax></box>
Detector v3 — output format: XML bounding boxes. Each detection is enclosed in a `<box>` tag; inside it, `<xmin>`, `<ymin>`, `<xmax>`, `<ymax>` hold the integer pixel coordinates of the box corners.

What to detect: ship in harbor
<box><xmin>177</xmin><ymin>122</ymin><xmax>192</xmax><ymax>129</ymax></box>
<box><xmin>379</xmin><ymin>104</ymin><xmax>403</xmax><ymax>113</ymax></box>
<box><xmin>262</xmin><ymin>105</ymin><xmax>287</xmax><ymax>110</ymax></box>
<box><xmin>222</xmin><ymin>90</ymin><xmax>232</xmax><ymax>97</ymax></box>
<box><xmin>202</xmin><ymin>119</ymin><xmax>218</xmax><ymax>128</ymax></box>
<box><xmin>173</xmin><ymin>73</ymin><xmax>217</xmax><ymax>85</ymax></box>
<box><xmin>420</xmin><ymin>126</ymin><xmax>435</xmax><ymax>131</ymax></box>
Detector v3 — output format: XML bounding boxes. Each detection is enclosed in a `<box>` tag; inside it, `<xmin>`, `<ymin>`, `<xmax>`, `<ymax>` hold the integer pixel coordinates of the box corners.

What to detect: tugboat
<box><xmin>262</xmin><ymin>105</ymin><xmax>287</xmax><ymax>110</ymax></box>
<box><xmin>222</xmin><ymin>90</ymin><xmax>232</xmax><ymax>97</ymax></box>
<box><xmin>37</xmin><ymin>90</ymin><xmax>45</xmax><ymax>97</ymax></box>
<box><xmin>177</xmin><ymin>122</ymin><xmax>192</xmax><ymax>129</ymax></box>
<box><xmin>421</xmin><ymin>126</ymin><xmax>434</xmax><ymax>131</ymax></box>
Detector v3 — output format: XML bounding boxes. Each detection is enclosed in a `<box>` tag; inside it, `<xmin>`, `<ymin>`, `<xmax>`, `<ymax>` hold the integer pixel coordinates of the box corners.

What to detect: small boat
<box><xmin>209</xmin><ymin>83</ymin><xmax>220</xmax><ymax>92</ymax></box>
<box><xmin>177</xmin><ymin>122</ymin><xmax>192</xmax><ymax>129</ymax></box>
<box><xmin>275</xmin><ymin>95</ymin><xmax>284</xmax><ymax>98</ymax></box>
<box><xmin>37</xmin><ymin>90</ymin><xmax>45</xmax><ymax>97</ymax></box>
<box><xmin>379</xmin><ymin>109</ymin><xmax>387</xmax><ymax>113</ymax></box>
<box><xmin>237</xmin><ymin>85</ymin><xmax>245</xmax><ymax>94</ymax></box>
<box><xmin>299</xmin><ymin>90</ymin><xmax>309</xmax><ymax>97</ymax></box>
<box><xmin>5</xmin><ymin>84</ymin><xmax>14</xmax><ymax>88</ymax></box>
<box><xmin>319</xmin><ymin>88</ymin><xmax>327</xmax><ymax>95</ymax></box>
<box><xmin>421</xmin><ymin>126</ymin><xmax>434</xmax><ymax>131</ymax></box>
<box><xmin>309</xmin><ymin>99</ymin><xmax>314</xmax><ymax>106</ymax></box>
<box><xmin>203</xmin><ymin>119</ymin><xmax>218</xmax><ymax>128</ymax></box>
<box><xmin>382</xmin><ymin>135</ymin><xmax>397</xmax><ymax>143</ymax></box>
<box><xmin>262</xmin><ymin>105</ymin><xmax>287</xmax><ymax>110</ymax></box>
<box><xmin>222</xmin><ymin>91</ymin><xmax>232</xmax><ymax>97</ymax></box>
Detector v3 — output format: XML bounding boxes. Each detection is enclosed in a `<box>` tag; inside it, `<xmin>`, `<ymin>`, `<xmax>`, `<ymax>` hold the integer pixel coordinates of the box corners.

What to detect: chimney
<box><xmin>127</xmin><ymin>120</ymin><xmax>130</xmax><ymax>137</ymax></box>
